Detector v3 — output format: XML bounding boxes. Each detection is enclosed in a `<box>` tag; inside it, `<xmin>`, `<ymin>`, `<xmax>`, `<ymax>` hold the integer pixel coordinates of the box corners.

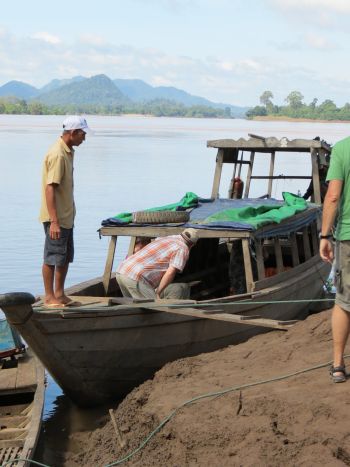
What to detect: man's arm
<box><xmin>156</xmin><ymin>266</ymin><xmax>178</xmax><ymax>299</ymax></box>
<box><xmin>319</xmin><ymin>179</ymin><xmax>343</xmax><ymax>263</ymax></box>
<box><xmin>45</xmin><ymin>183</ymin><xmax>60</xmax><ymax>240</ymax></box>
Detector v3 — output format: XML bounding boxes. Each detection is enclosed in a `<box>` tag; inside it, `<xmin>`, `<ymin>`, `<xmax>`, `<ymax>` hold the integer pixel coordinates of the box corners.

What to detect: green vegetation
<box><xmin>247</xmin><ymin>91</ymin><xmax>350</xmax><ymax>120</ymax></box>
<box><xmin>0</xmin><ymin>96</ymin><xmax>232</xmax><ymax>118</ymax></box>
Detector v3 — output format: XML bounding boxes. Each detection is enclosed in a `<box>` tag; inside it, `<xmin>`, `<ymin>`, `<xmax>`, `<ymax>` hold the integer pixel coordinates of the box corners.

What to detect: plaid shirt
<box><xmin>117</xmin><ymin>235</ymin><xmax>189</xmax><ymax>288</ymax></box>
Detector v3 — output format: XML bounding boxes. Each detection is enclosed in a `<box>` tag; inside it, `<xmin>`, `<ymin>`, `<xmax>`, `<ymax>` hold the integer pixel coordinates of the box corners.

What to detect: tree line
<box><xmin>0</xmin><ymin>96</ymin><xmax>232</xmax><ymax>118</ymax></box>
<box><xmin>247</xmin><ymin>91</ymin><xmax>350</xmax><ymax>120</ymax></box>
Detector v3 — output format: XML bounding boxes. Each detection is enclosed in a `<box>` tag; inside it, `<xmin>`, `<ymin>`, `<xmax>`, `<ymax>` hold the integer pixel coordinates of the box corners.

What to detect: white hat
<box><xmin>62</xmin><ymin>116</ymin><xmax>91</xmax><ymax>133</ymax></box>
<box><xmin>181</xmin><ymin>228</ymin><xmax>199</xmax><ymax>245</ymax></box>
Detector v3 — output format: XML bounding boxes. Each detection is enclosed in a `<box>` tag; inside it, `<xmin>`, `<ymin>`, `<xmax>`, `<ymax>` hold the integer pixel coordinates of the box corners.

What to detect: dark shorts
<box><xmin>43</xmin><ymin>222</ymin><xmax>74</xmax><ymax>266</ymax></box>
<box><xmin>335</xmin><ymin>241</ymin><xmax>350</xmax><ymax>312</ymax></box>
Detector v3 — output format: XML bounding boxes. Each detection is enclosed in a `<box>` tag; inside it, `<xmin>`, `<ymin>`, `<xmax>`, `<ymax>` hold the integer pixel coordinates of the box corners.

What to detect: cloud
<box><xmin>269</xmin><ymin>0</ymin><xmax>350</xmax><ymax>14</ymax></box>
<box><xmin>304</xmin><ymin>32</ymin><xmax>334</xmax><ymax>50</ymax></box>
<box><xmin>30</xmin><ymin>32</ymin><xmax>61</xmax><ymax>44</ymax></box>
<box><xmin>0</xmin><ymin>28</ymin><xmax>349</xmax><ymax>107</ymax></box>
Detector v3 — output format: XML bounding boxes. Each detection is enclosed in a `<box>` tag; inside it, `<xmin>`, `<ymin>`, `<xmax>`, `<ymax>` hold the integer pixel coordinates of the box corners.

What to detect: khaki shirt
<box><xmin>39</xmin><ymin>138</ymin><xmax>75</xmax><ymax>229</ymax></box>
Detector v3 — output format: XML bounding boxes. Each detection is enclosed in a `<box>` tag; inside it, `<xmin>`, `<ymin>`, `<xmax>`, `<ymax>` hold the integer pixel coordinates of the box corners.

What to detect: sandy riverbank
<box><xmin>55</xmin><ymin>308</ymin><xmax>350</xmax><ymax>466</ymax></box>
<box><xmin>252</xmin><ymin>116</ymin><xmax>350</xmax><ymax>124</ymax></box>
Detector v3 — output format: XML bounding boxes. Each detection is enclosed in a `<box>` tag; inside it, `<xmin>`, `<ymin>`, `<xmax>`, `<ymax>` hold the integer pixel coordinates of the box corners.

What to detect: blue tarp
<box><xmin>101</xmin><ymin>194</ymin><xmax>320</xmax><ymax>239</ymax></box>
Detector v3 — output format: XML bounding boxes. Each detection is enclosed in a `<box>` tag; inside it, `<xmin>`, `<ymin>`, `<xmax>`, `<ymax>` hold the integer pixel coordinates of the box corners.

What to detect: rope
<box><xmin>103</xmin><ymin>354</ymin><xmax>350</xmax><ymax>466</ymax></box>
<box><xmin>2</xmin><ymin>354</ymin><xmax>346</xmax><ymax>467</ymax></box>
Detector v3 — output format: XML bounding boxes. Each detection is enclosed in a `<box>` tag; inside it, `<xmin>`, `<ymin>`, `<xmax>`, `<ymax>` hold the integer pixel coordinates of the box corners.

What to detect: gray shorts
<box><xmin>43</xmin><ymin>222</ymin><xmax>74</xmax><ymax>266</ymax></box>
<box><xmin>335</xmin><ymin>241</ymin><xmax>350</xmax><ymax>312</ymax></box>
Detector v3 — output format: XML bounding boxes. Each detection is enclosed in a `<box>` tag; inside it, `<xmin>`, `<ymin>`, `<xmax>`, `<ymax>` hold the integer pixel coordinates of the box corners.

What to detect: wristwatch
<box><xmin>318</xmin><ymin>233</ymin><xmax>333</xmax><ymax>240</ymax></box>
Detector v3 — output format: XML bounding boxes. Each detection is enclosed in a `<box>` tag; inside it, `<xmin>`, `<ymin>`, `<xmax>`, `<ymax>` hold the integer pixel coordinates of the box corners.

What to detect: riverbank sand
<box><xmin>61</xmin><ymin>308</ymin><xmax>350</xmax><ymax>466</ymax></box>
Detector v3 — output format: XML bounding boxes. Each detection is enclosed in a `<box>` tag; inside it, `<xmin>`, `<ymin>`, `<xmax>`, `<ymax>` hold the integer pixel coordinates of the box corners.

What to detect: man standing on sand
<box><xmin>320</xmin><ymin>136</ymin><xmax>350</xmax><ymax>383</ymax></box>
<box><xmin>116</xmin><ymin>228</ymin><xmax>199</xmax><ymax>300</ymax></box>
<box><xmin>39</xmin><ymin>116</ymin><xmax>91</xmax><ymax>307</ymax></box>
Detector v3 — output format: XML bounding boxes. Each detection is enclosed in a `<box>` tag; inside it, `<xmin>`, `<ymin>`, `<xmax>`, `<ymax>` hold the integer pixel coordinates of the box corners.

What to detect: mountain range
<box><xmin>0</xmin><ymin>74</ymin><xmax>248</xmax><ymax>117</ymax></box>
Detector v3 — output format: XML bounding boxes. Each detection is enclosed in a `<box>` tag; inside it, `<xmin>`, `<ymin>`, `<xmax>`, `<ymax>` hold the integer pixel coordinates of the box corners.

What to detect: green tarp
<box><xmin>201</xmin><ymin>192</ymin><xmax>307</xmax><ymax>229</ymax></box>
<box><xmin>111</xmin><ymin>192</ymin><xmax>199</xmax><ymax>223</ymax></box>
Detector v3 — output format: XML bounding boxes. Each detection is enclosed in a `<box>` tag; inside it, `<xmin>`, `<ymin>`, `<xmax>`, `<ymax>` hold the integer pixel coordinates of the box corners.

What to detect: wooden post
<box><xmin>211</xmin><ymin>149</ymin><xmax>224</xmax><ymax>199</ymax></box>
<box><xmin>290</xmin><ymin>233</ymin><xmax>300</xmax><ymax>267</ymax></box>
<box><xmin>242</xmin><ymin>239</ymin><xmax>254</xmax><ymax>292</ymax></box>
<box><xmin>302</xmin><ymin>227</ymin><xmax>311</xmax><ymax>260</ymax></box>
<box><xmin>103</xmin><ymin>236</ymin><xmax>117</xmax><ymax>295</ymax></box>
<box><xmin>310</xmin><ymin>221</ymin><xmax>318</xmax><ymax>256</ymax></box>
<box><xmin>128</xmin><ymin>237</ymin><xmax>136</xmax><ymax>257</ymax></box>
<box><xmin>267</xmin><ymin>151</ymin><xmax>275</xmax><ymax>197</ymax></box>
<box><xmin>244</xmin><ymin>151</ymin><xmax>255</xmax><ymax>198</ymax></box>
<box><xmin>255</xmin><ymin>239</ymin><xmax>265</xmax><ymax>280</ymax></box>
<box><xmin>311</xmin><ymin>148</ymin><xmax>321</xmax><ymax>204</ymax></box>
<box><xmin>274</xmin><ymin>238</ymin><xmax>284</xmax><ymax>273</ymax></box>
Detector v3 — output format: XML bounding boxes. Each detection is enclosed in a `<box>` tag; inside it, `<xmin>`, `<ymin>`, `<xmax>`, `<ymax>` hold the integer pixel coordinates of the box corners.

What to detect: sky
<box><xmin>0</xmin><ymin>0</ymin><xmax>349</xmax><ymax>107</ymax></box>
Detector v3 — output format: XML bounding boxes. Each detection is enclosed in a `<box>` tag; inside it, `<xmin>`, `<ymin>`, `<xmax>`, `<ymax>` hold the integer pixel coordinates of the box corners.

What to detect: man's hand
<box><xmin>50</xmin><ymin>221</ymin><xmax>61</xmax><ymax>240</ymax></box>
<box><xmin>319</xmin><ymin>238</ymin><xmax>334</xmax><ymax>263</ymax></box>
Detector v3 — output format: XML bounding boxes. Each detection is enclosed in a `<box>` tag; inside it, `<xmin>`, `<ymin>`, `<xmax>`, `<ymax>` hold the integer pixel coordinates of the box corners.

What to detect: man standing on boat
<box><xmin>320</xmin><ymin>137</ymin><xmax>350</xmax><ymax>383</ymax></box>
<box><xmin>39</xmin><ymin>116</ymin><xmax>91</xmax><ymax>307</ymax></box>
<box><xmin>116</xmin><ymin>228</ymin><xmax>199</xmax><ymax>300</ymax></box>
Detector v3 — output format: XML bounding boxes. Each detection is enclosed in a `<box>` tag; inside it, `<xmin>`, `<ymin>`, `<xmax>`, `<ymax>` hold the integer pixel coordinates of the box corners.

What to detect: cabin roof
<box><xmin>207</xmin><ymin>135</ymin><xmax>331</xmax><ymax>153</ymax></box>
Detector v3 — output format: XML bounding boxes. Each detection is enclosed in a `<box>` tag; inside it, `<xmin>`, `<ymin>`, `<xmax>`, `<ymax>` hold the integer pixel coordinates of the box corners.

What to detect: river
<box><xmin>0</xmin><ymin>114</ymin><xmax>348</xmax><ymax>464</ymax></box>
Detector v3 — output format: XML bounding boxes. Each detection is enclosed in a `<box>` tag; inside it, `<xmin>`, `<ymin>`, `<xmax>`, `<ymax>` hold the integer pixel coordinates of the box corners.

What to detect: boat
<box><xmin>0</xmin><ymin>318</ymin><xmax>45</xmax><ymax>466</ymax></box>
<box><xmin>0</xmin><ymin>135</ymin><xmax>332</xmax><ymax>407</ymax></box>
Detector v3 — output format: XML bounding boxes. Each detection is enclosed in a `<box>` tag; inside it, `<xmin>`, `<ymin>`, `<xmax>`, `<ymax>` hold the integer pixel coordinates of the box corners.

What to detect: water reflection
<box><xmin>36</xmin><ymin>376</ymin><xmax>115</xmax><ymax>466</ymax></box>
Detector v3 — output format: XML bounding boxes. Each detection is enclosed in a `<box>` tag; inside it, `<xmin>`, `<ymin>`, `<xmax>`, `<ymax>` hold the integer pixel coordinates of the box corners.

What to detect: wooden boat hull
<box><xmin>0</xmin><ymin>257</ymin><xmax>330</xmax><ymax>407</ymax></box>
<box><xmin>0</xmin><ymin>349</ymin><xmax>45</xmax><ymax>467</ymax></box>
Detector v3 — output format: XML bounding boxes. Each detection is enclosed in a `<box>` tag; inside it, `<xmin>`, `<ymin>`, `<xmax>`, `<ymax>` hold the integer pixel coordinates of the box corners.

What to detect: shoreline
<box><xmin>252</xmin><ymin>115</ymin><xmax>350</xmax><ymax>123</ymax></box>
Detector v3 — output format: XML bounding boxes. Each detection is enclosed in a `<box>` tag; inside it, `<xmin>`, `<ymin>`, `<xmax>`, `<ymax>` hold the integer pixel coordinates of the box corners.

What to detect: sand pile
<box><xmin>65</xmin><ymin>309</ymin><xmax>350</xmax><ymax>466</ymax></box>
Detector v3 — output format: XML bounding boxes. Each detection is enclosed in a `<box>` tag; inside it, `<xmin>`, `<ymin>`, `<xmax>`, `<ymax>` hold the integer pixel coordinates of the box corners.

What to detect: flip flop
<box><xmin>63</xmin><ymin>300</ymin><xmax>82</xmax><ymax>307</ymax></box>
<box><xmin>43</xmin><ymin>302</ymin><xmax>68</xmax><ymax>309</ymax></box>
<box><xmin>330</xmin><ymin>365</ymin><xmax>347</xmax><ymax>383</ymax></box>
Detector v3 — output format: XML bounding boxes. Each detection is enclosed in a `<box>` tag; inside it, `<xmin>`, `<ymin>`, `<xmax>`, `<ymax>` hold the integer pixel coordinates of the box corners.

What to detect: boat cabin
<box><xmin>85</xmin><ymin>135</ymin><xmax>331</xmax><ymax>302</ymax></box>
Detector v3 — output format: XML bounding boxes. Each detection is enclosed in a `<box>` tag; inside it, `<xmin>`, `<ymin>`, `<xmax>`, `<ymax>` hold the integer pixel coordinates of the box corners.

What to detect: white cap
<box><xmin>181</xmin><ymin>228</ymin><xmax>199</xmax><ymax>245</ymax></box>
<box><xmin>62</xmin><ymin>116</ymin><xmax>91</xmax><ymax>133</ymax></box>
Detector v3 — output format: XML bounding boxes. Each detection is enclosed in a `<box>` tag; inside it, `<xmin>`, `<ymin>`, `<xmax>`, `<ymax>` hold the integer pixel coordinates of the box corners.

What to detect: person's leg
<box><xmin>116</xmin><ymin>274</ymin><xmax>148</xmax><ymax>299</ymax></box>
<box><xmin>54</xmin><ymin>263</ymin><xmax>70</xmax><ymax>302</ymax></box>
<box><xmin>161</xmin><ymin>283</ymin><xmax>190</xmax><ymax>299</ymax></box>
<box><xmin>42</xmin><ymin>263</ymin><xmax>56</xmax><ymax>304</ymax></box>
<box><xmin>54</xmin><ymin>228</ymin><xmax>74</xmax><ymax>304</ymax></box>
<box><xmin>332</xmin><ymin>240</ymin><xmax>350</xmax><ymax>379</ymax></box>
<box><xmin>332</xmin><ymin>303</ymin><xmax>350</xmax><ymax>371</ymax></box>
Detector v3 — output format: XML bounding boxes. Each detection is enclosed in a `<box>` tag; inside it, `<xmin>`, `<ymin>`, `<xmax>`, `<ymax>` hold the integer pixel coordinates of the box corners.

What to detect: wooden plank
<box><xmin>152</xmin><ymin>306</ymin><xmax>296</xmax><ymax>330</ymax></box>
<box><xmin>274</xmin><ymin>238</ymin><xmax>284</xmax><ymax>273</ymax></box>
<box><xmin>302</xmin><ymin>227</ymin><xmax>311</xmax><ymax>260</ymax></box>
<box><xmin>99</xmin><ymin>226</ymin><xmax>252</xmax><ymax>239</ymax></box>
<box><xmin>0</xmin><ymin>368</ymin><xmax>17</xmax><ymax>393</ymax></box>
<box><xmin>255</xmin><ymin>239</ymin><xmax>265</xmax><ymax>280</ymax></box>
<box><xmin>103</xmin><ymin>236</ymin><xmax>117</xmax><ymax>294</ymax></box>
<box><xmin>290</xmin><ymin>233</ymin><xmax>300</xmax><ymax>267</ymax></box>
<box><xmin>310</xmin><ymin>221</ymin><xmax>318</xmax><ymax>255</ymax></box>
<box><xmin>14</xmin><ymin>355</ymin><xmax>36</xmax><ymax>391</ymax></box>
<box><xmin>244</xmin><ymin>151</ymin><xmax>255</xmax><ymax>197</ymax></box>
<box><xmin>267</xmin><ymin>151</ymin><xmax>275</xmax><ymax>197</ymax></box>
<box><xmin>127</xmin><ymin>237</ymin><xmax>136</xmax><ymax>257</ymax></box>
<box><xmin>0</xmin><ymin>417</ymin><xmax>28</xmax><ymax>429</ymax></box>
<box><xmin>242</xmin><ymin>239</ymin><xmax>254</xmax><ymax>292</ymax></box>
<box><xmin>311</xmin><ymin>148</ymin><xmax>322</xmax><ymax>204</ymax></box>
<box><xmin>211</xmin><ymin>149</ymin><xmax>224</xmax><ymax>198</ymax></box>
<box><xmin>0</xmin><ymin>439</ymin><xmax>24</xmax><ymax>448</ymax></box>
<box><xmin>253</xmin><ymin>252</ymin><xmax>321</xmax><ymax>291</ymax></box>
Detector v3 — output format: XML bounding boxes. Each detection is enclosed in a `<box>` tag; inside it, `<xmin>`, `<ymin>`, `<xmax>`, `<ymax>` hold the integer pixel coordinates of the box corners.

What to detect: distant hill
<box><xmin>0</xmin><ymin>75</ymin><xmax>248</xmax><ymax>117</ymax></box>
<box><xmin>114</xmin><ymin>78</ymin><xmax>248</xmax><ymax>117</ymax></box>
<box><xmin>36</xmin><ymin>74</ymin><xmax>129</xmax><ymax>106</ymax></box>
<box><xmin>39</xmin><ymin>76</ymin><xmax>86</xmax><ymax>94</ymax></box>
<box><xmin>0</xmin><ymin>81</ymin><xmax>39</xmax><ymax>99</ymax></box>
